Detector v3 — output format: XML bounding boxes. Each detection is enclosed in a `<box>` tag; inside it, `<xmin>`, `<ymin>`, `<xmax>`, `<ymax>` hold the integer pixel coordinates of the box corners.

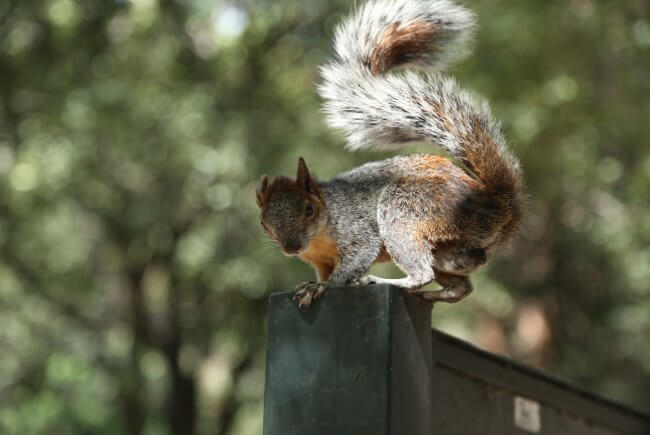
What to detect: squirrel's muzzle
<box><xmin>281</xmin><ymin>238</ymin><xmax>303</xmax><ymax>255</ymax></box>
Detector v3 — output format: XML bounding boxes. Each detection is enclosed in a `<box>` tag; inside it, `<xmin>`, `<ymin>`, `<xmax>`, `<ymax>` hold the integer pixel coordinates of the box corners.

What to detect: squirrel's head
<box><xmin>256</xmin><ymin>157</ymin><xmax>327</xmax><ymax>256</ymax></box>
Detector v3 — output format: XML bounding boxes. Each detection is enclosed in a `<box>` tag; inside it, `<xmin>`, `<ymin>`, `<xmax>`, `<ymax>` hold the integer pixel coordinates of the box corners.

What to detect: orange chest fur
<box><xmin>299</xmin><ymin>233</ymin><xmax>340</xmax><ymax>268</ymax></box>
<box><xmin>299</xmin><ymin>234</ymin><xmax>393</xmax><ymax>268</ymax></box>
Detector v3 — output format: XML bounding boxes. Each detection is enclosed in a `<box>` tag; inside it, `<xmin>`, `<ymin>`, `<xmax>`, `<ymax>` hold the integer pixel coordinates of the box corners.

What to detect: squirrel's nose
<box><xmin>283</xmin><ymin>239</ymin><xmax>302</xmax><ymax>254</ymax></box>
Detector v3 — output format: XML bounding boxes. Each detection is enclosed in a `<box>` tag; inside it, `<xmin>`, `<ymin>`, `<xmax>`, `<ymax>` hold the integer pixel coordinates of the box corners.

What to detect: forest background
<box><xmin>1</xmin><ymin>0</ymin><xmax>650</xmax><ymax>433</ymax></box>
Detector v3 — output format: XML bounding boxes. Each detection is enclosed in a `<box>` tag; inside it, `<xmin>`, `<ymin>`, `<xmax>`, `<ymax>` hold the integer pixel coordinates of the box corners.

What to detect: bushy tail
<box><xmin>318</xmin><ymin>0</ymin><xmax>522</xmax><ymax>204</ymax></box>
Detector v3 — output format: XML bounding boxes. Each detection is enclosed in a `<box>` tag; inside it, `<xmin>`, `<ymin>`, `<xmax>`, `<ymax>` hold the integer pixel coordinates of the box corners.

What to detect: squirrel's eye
<box><xmin>305</xmin><ymin>202</ymin><xmax>313</xmax><ymax>217</ymax></box>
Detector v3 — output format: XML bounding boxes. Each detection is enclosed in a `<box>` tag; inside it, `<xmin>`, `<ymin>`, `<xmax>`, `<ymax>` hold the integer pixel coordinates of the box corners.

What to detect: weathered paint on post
<box><xmin>263</xmin><ymin>285</ymin><xmax>433</xmax><ymax>435</ymax></box>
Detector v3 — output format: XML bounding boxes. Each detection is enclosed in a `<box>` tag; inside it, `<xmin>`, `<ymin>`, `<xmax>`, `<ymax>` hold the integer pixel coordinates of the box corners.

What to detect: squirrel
<box><xmin>256</xmin><ymin>0</ymin><xmax>523</xmax><ymax>307</ymax></box>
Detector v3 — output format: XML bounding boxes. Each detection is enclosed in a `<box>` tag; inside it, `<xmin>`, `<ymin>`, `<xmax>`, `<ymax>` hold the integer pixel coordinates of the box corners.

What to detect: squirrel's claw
<box><xmin>295</xmin><ymin>281</ymin><xmax>317</xmax><ymax>290</ymax></box>
<box><xmin>293</xmin><ymin>281</ymin><xmax>326</xmax><ymax>308</ymax></box>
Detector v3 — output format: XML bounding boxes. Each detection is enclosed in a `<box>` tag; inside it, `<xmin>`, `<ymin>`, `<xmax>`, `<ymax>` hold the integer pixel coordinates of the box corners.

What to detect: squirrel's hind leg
<box><xmin>362</xmin><ymin>271</ymin><xmax>473</xmax><ymax>304</ymax></box>
<box><xmin>433</xmin><ymin>243</ymin><xmax>487</xmax><ymax>275</ymax></box>
<box><xmin>415</xmin><ymin>271</ymin><xmax>473</xmax><ymax>303</ymax></box>
<box><xmin>364</xmin><ymin>230</ymin><xmax>436</xmax><ymax>290</ymax></box>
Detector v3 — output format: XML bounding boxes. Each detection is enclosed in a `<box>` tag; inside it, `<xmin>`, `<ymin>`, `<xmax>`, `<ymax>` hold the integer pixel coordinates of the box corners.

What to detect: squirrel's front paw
<box><xmin>293</xmin><ymin>281</ymin><xmax>326</xmax><ymax>308</ymax></box>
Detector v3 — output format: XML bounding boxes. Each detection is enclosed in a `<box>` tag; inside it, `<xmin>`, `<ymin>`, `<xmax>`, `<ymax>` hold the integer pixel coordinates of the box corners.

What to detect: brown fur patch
<box><xmin>458</xmin><ymin>113</ymin><xmax>523</xmax><ymax>196</ymax></box>
<box><xmin>409</xmin><ymin>154</ymin><xmax>459</xmax><ymax>173</ymax></box>
<box><xmin>389</xmin><ymin>166</ymin><xmax>477</xmax><ymax>244</ymax></box>
<box><xmin>398</xmin><ymin>138</ymin><xmax>521</xmax><ymax>247</ymax></box>
<box><xmin>457</xmin><ymin>116</ymin><xmax>523</xmax><ymax>243</ymax></box>
<box><xmin>416</xmin><ymin>219</ymin><xmax>462</xmax><ymax>244</ymax></box>
<box><xmin>374</xmin><ymin>245</ymin><xmax>392</xmax><ymax>263</ymax></box>
<box><xmin>404</xmin><ymin>155</ymin><xmax>483</xmax><ymax>191</ymax></box>
<box><xmin>422</xmin><ymin>98</ymin><xmax>522</xmax><ymax>203</ymax></box>
<box><xmin>370</xmin><ymin>21</ymin><xmax>441</xmax><ymax>75</ymax></box>
<box><xmin>299</xmin><ymin>232</ymin><xmax>340</xmax><ymax>279</ymax></box>
<box><xmin>261</xmin><ymin>176</ymin><xmax>326</xmax><ymax>211</ymax></box>
<box><xmin>427</xmin><ymin>99</ymin><xmax>454</xmax><ymax>132</ymax></box>
<box><xmin>313</xmin><ymin>263</ymin><xmax>335</xmax><ymax>282</ymax></box>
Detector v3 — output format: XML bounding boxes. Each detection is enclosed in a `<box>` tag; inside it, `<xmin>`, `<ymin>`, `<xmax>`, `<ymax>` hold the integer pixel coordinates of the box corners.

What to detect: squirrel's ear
<box><xmin>256</xmin><ymin>175</ymin><xmax>268</xmax><ymax>207</ymax></box>
<box><xmin>296</xmin><ymin>157</ymin><xmax>313</xmax><ymax>193</ymax></box>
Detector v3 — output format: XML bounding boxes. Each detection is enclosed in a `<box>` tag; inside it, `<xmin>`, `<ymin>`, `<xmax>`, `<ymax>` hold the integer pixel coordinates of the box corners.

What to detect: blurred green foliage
<box><xmin>0</xmin><ymin>0</ymin><xmax>649</xmax><ymax>433</ymax></box>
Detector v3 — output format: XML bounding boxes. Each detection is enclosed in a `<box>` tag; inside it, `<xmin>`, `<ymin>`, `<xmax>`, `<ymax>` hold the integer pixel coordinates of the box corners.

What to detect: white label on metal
<box><xmin>514</xmin><ymin>396</ymin><xmax>541</xmax><ymax>433</ymax></box>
